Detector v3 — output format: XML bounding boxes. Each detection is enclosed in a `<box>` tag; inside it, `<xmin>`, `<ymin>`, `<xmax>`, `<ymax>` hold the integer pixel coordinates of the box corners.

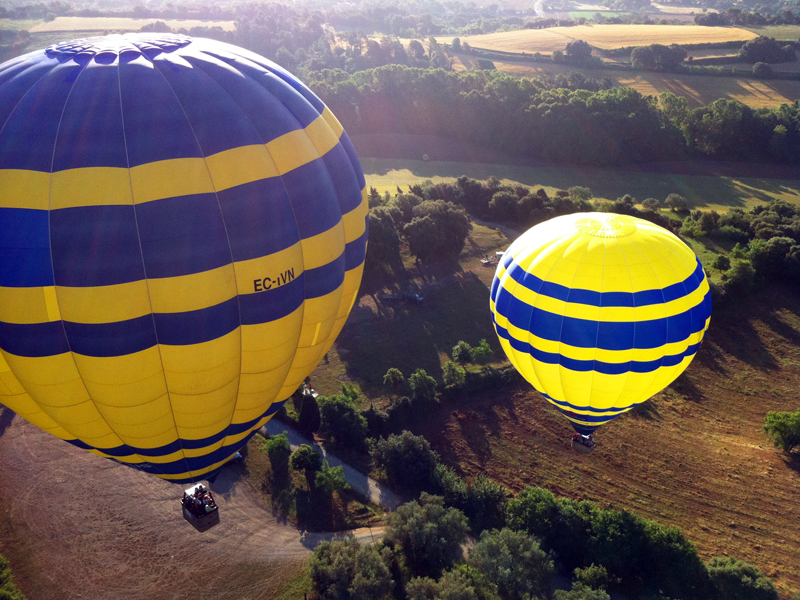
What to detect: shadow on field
<box><xmin>338</xmin><ymin>271</ymin><xmax>501</xmax><ymax>397</ymax></box>
<box><xmin>707</xmin><ymin>308</ymin><xmax>779</xmax><ymax>370</ymax></box>
<box><xmin>0</xmin><ymin>407</ymin><xmax>15</xmax><ymax>439</ymax></box>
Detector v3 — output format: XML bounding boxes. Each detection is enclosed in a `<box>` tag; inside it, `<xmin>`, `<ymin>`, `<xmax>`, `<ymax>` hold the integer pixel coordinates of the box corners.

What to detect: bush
<box><xmin>475</xmin><ymin>58</ymin><xmax>496</xmax><ymax>70</ymax></box>
<box><xmin>309</xmin><ymin>537</ymin><xmax>394</xmax><ymax>600</ymax></box>
<box><xmin>472</xmin><ymin>339</ymin><xmax>494</xmax><ymax>362</ymax></box>
<box><xmin>753</xmin><ymin>62</ymin><xmax>773</xmax><ymax>77</ymax></box>
<box><xmin>262</xmin><ymin>432</ymin><xmax>291</xmax><ymax>464</ymax></box>
<box><xmin>463</xmin><ymin>474</ymin><xmax>508</xmax><ymax>533</ymax></box>
<box><xmin>467</xmin><ymin>528</ymin><xmax>553</xmax><ymax>600</ymax></box>
<box><xmin>371</xmin><ymin>431</ymin><xmax>440</xmax><ymax>494</ymax></box>
<box><xmin>707</xmin><ymin>556</ymin><xmax>778</xmax><ymax>600</ymax></box>
<box><xmin>452</xmin><ymin>341</ymin><xmax>474</xmax><ymax>365</ymax></box>
<box><xmin>0</xmin><ymin>554</ymin><xmax>28</xmax><ymax>600</ymax></box>
<box><xmin>553</xmin><ymin>583</ymin><xmax>610</xmax><ymax>600</ymax></box>
<box><xmin>712</xmin><ymin>255</ymin><xmax>731</xmax><ymax>271</ymax></box>
<box><xmin>763</xmin><ymin>409</ymin><xmax>800</xmax><ymax>454</ymax></box>
<box><xmin>383</xmin><ymin>367</ymin><xmax>405</xmax><ymax>391</ymax></box>
<box><xmin>573</xmin><ymin>564</ymin><xmax>610</xmax><ymax>590</ymax></box>
<box><xmin>442</xmin><ymin>361</ymin><xmax>466</xmax><ymax>387</ymax></box>
<box><xmin>406</xmin><ymin>569</ymin><xmax>480</xmax><ymax>600</ymax></box>
<box><xmin>315</xmin><ymin>460</ymin><xmax>350</xmax><ymax>495</ymax></box>
<box><xmin>318</xmin><ymin>395</ymin><xmax>369</xmax><ymax>450</ymax></box>
<box><xmin>665</xmin><ymin>193</ymin><xmax>689</xmax><ymax>212</ymax></box>
<box><xmin>290</xmin><ymin>444</ymin><xmax>322</xmax><ymax>473</ymax></box>
<box><xmin>385</xmin><ymin>493</ymin><xmax>469</xmax><ymax>578</ymax></box>
<box><xmin>409</xmin><ymin>369</ymin><xmax>438</xmax><ymax>403</ymax></box>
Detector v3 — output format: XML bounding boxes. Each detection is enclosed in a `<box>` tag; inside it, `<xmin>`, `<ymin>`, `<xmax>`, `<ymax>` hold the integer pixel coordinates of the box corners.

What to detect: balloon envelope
<box><xmin>0</xmin><ymin>34</ymin><xmax>367</xmax><ymax>481</ymax></box>
<box><xmin>490</xmin><ymin>212</ymin><xmax>711</xmax><ymax>435</ymax></box>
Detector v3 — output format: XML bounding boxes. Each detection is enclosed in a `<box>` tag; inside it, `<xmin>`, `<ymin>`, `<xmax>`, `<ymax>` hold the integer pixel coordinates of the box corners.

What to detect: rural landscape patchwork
<box><xmin>0</xmin><ymin>0</ymin><xmax>799</xmax><ymax>599</ymax></box>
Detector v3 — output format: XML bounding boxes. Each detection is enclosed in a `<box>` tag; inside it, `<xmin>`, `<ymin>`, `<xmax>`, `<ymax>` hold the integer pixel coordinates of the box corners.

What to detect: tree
<box><xmin>463</xmin><ymin>474</ymin><xmax>508</xmax><ymax>533</ymax></box>
<box><xmin>753</xmin><ymin>62</ymin><xmax>773</xmax><ymax>78</ymax></box>
<box><xmin>475</xmin><ymin>58</ymin><xmax>496</xmax><ymax>70</ymax></box>
<box><xmin>642</xmin><ymin>198</ymin><xmax>661</xmax><ymax>211</ymax></box>
<box><xmin>665</xmin><ymin>193</ymin><xmax>689</xmax><ymax>212</ymax></box>
<box><xmin>385</xmin><ymin>493</ymin><xmax>469</xmax><ymax>577</ymax></box>
<box><xmin>452</xmin><ymin>341</ymin><xmax>474</xmax><ymax>365</ymax></box>
<box><xmin>553</xmin><ymin>583</ymin><xmax>610</xmax><ymax>600</ymax></box>
<box><xmin>467</xmin><ymin>528</ymin><xmax>554</xmax><ymax>600</ymax></box>
<box><xmin>309</xmin><ymin>537</ymin><xmax>394</xmax><ymax>600</ymax></box>
<box><xmin>573</xmin><ymin>564</ymin><xmax>610</xmax><ymax>590</ymax></box>
<box><xmin>568</xmin><ymin>186</ymin><xmax>592</xmax><ymax>202</ymax></box>
<box><xmin>739</xmin><ymin>36</ymin><xmax>796</xmax><ymax>64</ymax></box>
<box><xmin>763</xmin><ymin>409</ymin><xmax>800</xmax><ymax>454</ymax></box>
<box><xmin>707</xmin><ymin>556</ymin><xmax>778</xmax><ymax>600</ymax></box>
<box><xmin>404</xmin><ymin>200</ymin><xmax>470</xmax><ymax>263</ymax></box>
<box><xmin>712</xmin><ymin>255</ymin><xmax>731</xmax><ymax>271</ymax></box>
<box><xmin>451</xmin><ymin>38</ymin><xmax>462</xmax><ymax>52</ymax></box>
<box><xmin>443</xmin><ymin>361</ymin><xmax>465</xmax><ymax>387</ymax></box>
<box><xmin>262</xmin><ymin>432</ymin><xmax>291</xmax><ymax>481</ymax></box>
<box><xmin>406</xmin><ymin>569</ymin><xmax>480</xmax><ymax>600</ymax></box>
<box><xmin>724</xmin><ymin>260</ymin><xmax>756</xmax><ymax>295</ymax></box>
<box><xmin>632</xmin><ymin>44</ymin><xmax>687</xmax><ymax>71</ymax></box>
<box><xmin>409</xmin><ymin>368</ymin><xmax>438</xmax><ymax>402</ymax></box>
<box><xmin>290</xmin><ymin>444</ymin><xmax>323</xmax><ymax>488</ymax></box>
<box><xmin>318</xmin><ymin>395</ymin><xmax>369</xmax><ymax>449</ymax></box>
<box><xmin>366</xmin><ymin>207</ymin><xmax>401</xmax><ymax>271</ymax></box>
<box><xmin>296</xmin><ymin>390</ymin><xmax>321</xmax><ymax>434</ymax></box>
<box><xmin>370</xmin><ymin>431</ymin><xmax>440</xmax><ymax>494</ymax></box>
<box><xmin>565</xmin><ymin>39</ymin><xmax>592</xmax><ymax>62</ymax></box>
<box><xmin>383</xmin><ymin>367</ymin><xmax>405</xmax><ymax>392</ymax></box>
<box><xmin>315</xmin><ymin>460</ymin><xmax>350</xmax><ymax>495</ymax></box>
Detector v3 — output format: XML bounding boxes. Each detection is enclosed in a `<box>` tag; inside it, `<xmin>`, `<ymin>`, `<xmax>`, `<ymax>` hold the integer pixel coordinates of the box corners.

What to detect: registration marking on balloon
<box><xmin>253</xmin><ymin>269</ymin><xmax>297</xmax><ymax>292</ymax></box>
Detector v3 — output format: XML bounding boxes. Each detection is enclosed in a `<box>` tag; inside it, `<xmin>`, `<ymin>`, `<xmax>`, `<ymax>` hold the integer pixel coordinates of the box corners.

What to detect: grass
<box><xmin>28</xmin><ymin>16</ymin><xmax>236</xmax><ymax>32</ymax></box>
<box><xmin>363</xmin><ymin>158</ymin><xmax>800</xmax><ymax>213</ymax></box>
<box><xmin>743</xmin><ymin>24</ymin><xmax>800</xmax><ymax>40</ymax></box>
<box><xmin>273</xmin><ymin>565</ymin><xmax>313</xmax><ymax>600</ymax></box>
<box><xmin>0</xmin><ymin>19</ymin><xmax>42</xmax><ymax>30</ymax></box>
<box><xmin>440</xmin><ymin>24</ymin><xmax>757</xmax><ymax>54</ymax></box>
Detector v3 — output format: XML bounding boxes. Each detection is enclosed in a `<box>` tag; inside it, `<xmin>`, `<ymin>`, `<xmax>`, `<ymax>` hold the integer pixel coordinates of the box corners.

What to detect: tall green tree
<box><xmin>763</xmin><ymin>409</ymin><xmax>800</xmax><ymax>454</ymax></box>
<box><xmin>309</xmin><ymin>537</ymin><xmax>394</xmax><ymax>600</ymax></box>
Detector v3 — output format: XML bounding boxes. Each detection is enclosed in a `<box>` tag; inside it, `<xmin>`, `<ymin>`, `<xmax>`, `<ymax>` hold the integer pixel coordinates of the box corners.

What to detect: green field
<box><xmin>0</xmin><ymin>18</ymin><xmax>42</xmax><ymax>30</ymax></box>
<box><xmin>363</xmin><ymin>157</ymin><xmax>800</xmax><ymax>213</ymax></box>
<box><xmin>744</xmin><ymin>24</ymin><xmax>800</xmax><ymax>40</ymax></box>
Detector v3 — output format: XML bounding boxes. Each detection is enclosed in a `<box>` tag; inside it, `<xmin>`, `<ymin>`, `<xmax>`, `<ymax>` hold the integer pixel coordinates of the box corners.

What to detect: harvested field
<box><xmin>482</xmin><ymin>60</ymin><xmax>800</xmax><ymax>108</ymax></box>
<box><xmin>744</xmin><ymin>24</ymin><xmax>800</xmax><ymax>40</ymax></box>
<box><xmin>440</xmin><ymin>24</ymin><xmax>757</xmax><ymax>53</ymax></box>
<box><xmin>28</xmin><ymin>16</ymin><xmax>236</xmax><ymax>32</ymax></box>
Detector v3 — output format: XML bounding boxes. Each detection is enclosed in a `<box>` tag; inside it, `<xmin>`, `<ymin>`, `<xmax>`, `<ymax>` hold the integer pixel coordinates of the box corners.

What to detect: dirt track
<box><xmin>0</xmin><ymin>413</ymin><xmax>380</xmax><ymax>600</ymax></box>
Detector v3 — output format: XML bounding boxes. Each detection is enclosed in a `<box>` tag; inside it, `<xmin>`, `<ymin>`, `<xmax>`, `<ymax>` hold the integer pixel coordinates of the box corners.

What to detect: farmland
<box><xmin>437</xmin><ymin>24</ymin><xmax>758</xmax><ymax>53</ymax></box>
<box><xmin>28</xmin><ymin>16</ymin><xmax>236</xmax><ymax>32</ymax></box>
<box><xmin>360</xmin><ymin>156</ymin><xmax>800</xmax><ymax>213</ymax></box>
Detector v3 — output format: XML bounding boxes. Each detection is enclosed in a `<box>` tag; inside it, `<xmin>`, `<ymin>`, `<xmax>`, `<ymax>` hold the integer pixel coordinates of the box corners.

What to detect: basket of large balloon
<box><xmin>490</xmin><ymin>213</ymin><xmax>712</xmax><ymax>452</ymax></box>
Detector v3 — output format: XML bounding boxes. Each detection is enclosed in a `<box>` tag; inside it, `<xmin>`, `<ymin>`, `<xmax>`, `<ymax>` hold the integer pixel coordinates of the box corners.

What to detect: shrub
<box><xmin>452</xmin><ymin>341</ymin><xmax>475</xmax><ymax>365</ymax></box>
<box><xmin>468</xmin><ymin>528</ymin><xmax>553</xmax><ymax>600</ymax></box>
<box><xmin>315</xmin><ymin>460</ymin><xmax>350</xmax><ymax>495</ymax></box>
<box><xmin>385</xmin><ymin>493</ymin><xmax>469</xmax><ymax>577</ymax></box>
<box><xmin>309</xmin><ymin>537</ymin><xmax>394</xmax><ymax>600</ymax></box>
<box><xmin>665</xmin><ymin>193</ymin><xmax>689</xmax><ymax>212</ymax></box>
<box><xmin>554</xmin><ymin>583</ymin><xmax>611</xmax><ymax>600</ymax></box>
<box><xmin>763</xmin><ymin>409</ymin><xmax>800</xmax><ymax>454</ymax></box>
<box><xmin>318</xmin><ymin>395</ymin><xmax>369</xmax><ymax>450</ymax></box>
<box><xmin>463</xmin><ymin>474</ymin><xmax>508</xmax><ymax>533</ymax></box>
<box><xmin>753</xmin><ymin>62</ymin><xmax>773</xmax><ymax>77</ymax></box>
<box><xmin>290</xmin><ymin>444</ymin><xmax>322</xmax><ymax>473</ymax></box>
<box><xmin>262</xmin><ymin>432</ymin><xmax>291</xmax><ymax>481</ymax></box>
<box><xmin>0</xmin><ymin>554</ymin><xmax>28</xmax><ymax>600</ymax></box>
<box><xmin>574</xmin><ymin>564</ymin><xmax>610</xmax><ymax>590</ymax></box>
<box><xmin>371</xmin><ymin>431</ymin><xmax>440</xmax><ymax>494</ymax></box>
<box><xmin>472</xmin><ymin>339</ymin><xmax>494</xmax><ymax>362</ymax></box>
<box><xmin>406</xmin><ymin>569</ymin><xmax>480</xmax><ymax>600</ymax></box>
<box><xmin>475</xmin><ymin>58</ymin><xmax>496</xmax><ymax>70</ymax></box>
<box><xmin>409</xmin><ymin>368</ymin><xmax>438</xmax><ymax>402</ymax></box>
<box><xmin>383</xmin><ymin>367</ymin><xmax>405</xmax><ymax>391</ymax></box>
<box><xmin>707</xmin><ymin>556</ymin><xmax>778</xmax><ymax>600</ymax></box>
<box><xmin>442</xmin><ymin>361</ymin><xmax>466</xmax><ymax>387</ymax></box>
<box><xmin>712</xmin><ymin>255</ymin><xmax>731</xmax><ymax>271</ymax></box>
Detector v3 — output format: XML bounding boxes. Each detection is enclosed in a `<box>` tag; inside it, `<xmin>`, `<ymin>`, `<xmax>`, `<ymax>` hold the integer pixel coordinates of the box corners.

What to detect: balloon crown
<box><xmin>45</xmin><ymin>33</ymin><xmax>192</xmax><ymax>61</ymax></box>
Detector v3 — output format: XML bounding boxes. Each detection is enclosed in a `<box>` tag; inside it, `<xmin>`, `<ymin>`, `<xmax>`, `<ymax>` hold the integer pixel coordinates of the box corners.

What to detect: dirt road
<box><xmin>0</xmin><ymin>412</ymin><xmax>382</xmax><ymax>600</ymax></box>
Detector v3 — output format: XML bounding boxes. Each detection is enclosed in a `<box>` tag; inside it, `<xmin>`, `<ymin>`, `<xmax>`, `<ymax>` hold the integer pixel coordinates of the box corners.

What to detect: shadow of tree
<box><xmin>0</xmin><ymin>406</ymin><xmax>15</xmax><ymax>439</ymax></box>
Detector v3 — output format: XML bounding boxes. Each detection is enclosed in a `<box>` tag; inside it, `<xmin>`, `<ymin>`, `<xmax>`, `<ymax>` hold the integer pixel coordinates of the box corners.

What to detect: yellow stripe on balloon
<box><xmin>0</xmin><ymin>169</ymin><xmax>50</xmax><ymax>210</ymax></box>
<box><xmin>147</xmin><ymin>264</ymin><xmax>237</xmax><ymax>314</ymax></box>
<box><xmin>50</xmin><ymin>167</ymin><xmax>133</xmax><ymax>209</ymax></box>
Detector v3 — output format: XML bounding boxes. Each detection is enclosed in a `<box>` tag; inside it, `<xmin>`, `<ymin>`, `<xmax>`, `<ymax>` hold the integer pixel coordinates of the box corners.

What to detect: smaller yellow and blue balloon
<box><xmin>490</xmin><ymin>212</ymin><xmax>712</xmax><ymax>435</ymax></box>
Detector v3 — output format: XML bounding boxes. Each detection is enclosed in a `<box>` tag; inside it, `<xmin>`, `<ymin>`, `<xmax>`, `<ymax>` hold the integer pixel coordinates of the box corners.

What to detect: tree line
<box><xmin>306</xmin><ymin>66</ymin><xmax>800</xmax><ymax>166</ymax></box>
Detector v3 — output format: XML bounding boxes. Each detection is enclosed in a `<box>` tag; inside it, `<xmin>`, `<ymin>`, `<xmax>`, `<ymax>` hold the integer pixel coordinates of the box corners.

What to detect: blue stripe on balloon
<box><xmin>136</xmin><ymin>192</ymin><xmax>232</xmax><ymax>279</ymax></box>
<box><xmin>64</xmin><ymin>315</ymin><xmax>157</xmax><ymax>357</ymax></box>
<box><xmin>339</xmin><ymin>131</ymin><xmax>366</xmax><ymax>190</ymax></box>
<box><xmin>321</xmin><ymin>142</ymin><xmax>365</xmax><ymax>216</ymax></box>
<box><xmin>52</xmin><ymin>62</ymin><xmax>128</xmax><ymax>170</ymax></box>
<box><xmin>492</xmin><ymin>318</ymin><xmax>705</xmax><ymax>376</ymax></box>
<box><xmin>495</xmin><ymin>288</ymin><xmax>710</xmax><ymax>350</ymax></box>
<box><xmin>119</xmin><ymin>57</ymin><xmax>204</xmax><ymax>167</ymax></box>
<box><xmin>0</xmin><ymin>320</ymin><xmax>69</xmax><ymax>357</ymax></box>
<box><xmin>66</xmin><ymin>399</ymin><xmax>286</xmax><ymax>464</ymax></box>
<box><xmin>282</xmin><ymin>159</ymin><xmax>344</xmax><ymax>240</ymax></box>
<box><xmin>504</xmin><ymin>259</ymin><xmax>705</xmax><ymax>308</ymax></box>
<box><xmin>538</xmin><ymin>389</ymin><xmax>642</xmax><ymax>417</ymax></box>
<box><xmin>217</xmin><ymin>177</ymin><xmax>300</xmax><ymax>263</ymax></box>
<box><xmin>0</xmin><ymin>208</ymin><xmax>54</xmax><ymax>287</ymax></box>
<box><xmin>239</xmin><ymin>275</ymin><xmax>304</xmax><ymax>325</ymax></box>
<box><xmin>344</xmin><ymin>225</ymin><xmax>368</xmax><ymax>271</ymax></box>
<box><xmin>305</xmin><ymin>253</ymin><xmax>345</xmax><ymax>299</ymax></box>
<box><xmin>154</xmin><ymin>296</ymin><xmax>240</xmax><ymax>346</ymax></box>
<box><xmin>50</xmin><ymin>204</ymin><xmax>147</xmax><ymax>287</ymax></box>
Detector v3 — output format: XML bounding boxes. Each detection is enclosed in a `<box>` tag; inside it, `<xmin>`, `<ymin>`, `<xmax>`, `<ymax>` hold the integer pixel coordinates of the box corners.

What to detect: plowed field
<box><xmin>411</xmin><ymin>286</ymin><xmax>800</xmax><ymax>597</ymax></box>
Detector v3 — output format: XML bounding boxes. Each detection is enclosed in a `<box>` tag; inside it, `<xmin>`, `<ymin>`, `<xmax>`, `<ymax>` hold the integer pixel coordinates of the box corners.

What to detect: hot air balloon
<box><xmin>0</xmin><ymin>33</ymin><xmax>368</xmax><ymax>483</ymax></box>
<box><xmin>490</xmin><ymin>212</ymin><xmax>711</xmax><ymax>450</ymax></box>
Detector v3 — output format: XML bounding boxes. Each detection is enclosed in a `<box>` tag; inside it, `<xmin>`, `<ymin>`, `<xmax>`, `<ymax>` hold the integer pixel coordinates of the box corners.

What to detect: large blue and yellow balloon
<box><xmin>491</xmin><ymin>213</ymin><xmax>711</xmax><ymax>435</ymax></box>
<box><xmin>0</xmin><ymin>34</ymin><xmax>367</xmax><ymax>482</ymax></box>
